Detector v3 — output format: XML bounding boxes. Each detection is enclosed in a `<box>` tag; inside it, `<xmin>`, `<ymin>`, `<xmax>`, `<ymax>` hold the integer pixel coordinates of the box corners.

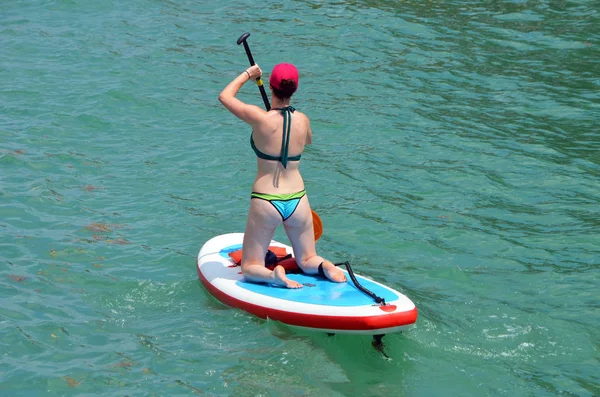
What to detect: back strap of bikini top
<box><xmin>275</xmin><ymin>106</ymin><xmax>295</xmax><ymax>169</ymax></box>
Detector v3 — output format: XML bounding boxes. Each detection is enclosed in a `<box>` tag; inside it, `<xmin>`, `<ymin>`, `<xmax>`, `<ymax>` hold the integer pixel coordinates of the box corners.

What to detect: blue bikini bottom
<box><xmin>250</xmin><ymin>190</ymin><xmax>306</xmax><ymax>221</ymax></box>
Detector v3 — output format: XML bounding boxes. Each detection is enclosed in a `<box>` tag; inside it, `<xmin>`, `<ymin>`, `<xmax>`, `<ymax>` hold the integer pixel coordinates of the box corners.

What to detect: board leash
<box><xmin>334</xmin><ymin>261</ymin><xmax>386</xmax><ymax>305</ymax></box>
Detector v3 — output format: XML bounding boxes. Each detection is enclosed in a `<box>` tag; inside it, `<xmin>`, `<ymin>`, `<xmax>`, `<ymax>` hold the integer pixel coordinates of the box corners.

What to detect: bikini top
<box><xmin>250</xmin><ymin>106</ymin><xmax>301</xmax><ymax>169</ymax></box>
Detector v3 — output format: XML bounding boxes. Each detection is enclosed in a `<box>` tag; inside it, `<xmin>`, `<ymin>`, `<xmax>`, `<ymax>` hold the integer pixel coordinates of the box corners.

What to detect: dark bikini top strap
<box><xmin>281</xmin><ymin>106</ymin><xmax>293</xmax><ymax>168</ymax></box>
<box><xmin>250</xmin><ymin>106</ymin><xmax>300</xmax><ymax>167</ymax></box>
<box><xmin>272</xmin><ymin>106</ymin><xmax>296</xmax><ymax>169</ymax></box>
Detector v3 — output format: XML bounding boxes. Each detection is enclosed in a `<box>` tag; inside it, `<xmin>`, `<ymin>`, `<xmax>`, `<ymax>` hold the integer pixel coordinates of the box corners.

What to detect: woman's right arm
<box><xmin>218</xmin><ymin>65</ymin><xmax>265</xmax><ymax>127</ymax></box>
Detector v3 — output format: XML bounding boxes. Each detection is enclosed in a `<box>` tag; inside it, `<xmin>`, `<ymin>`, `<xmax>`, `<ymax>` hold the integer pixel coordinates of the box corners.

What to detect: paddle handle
<box><xmin>237</xmin><ymin>32</ymin><xmax>271</xmax><ymax>111</ymax></box>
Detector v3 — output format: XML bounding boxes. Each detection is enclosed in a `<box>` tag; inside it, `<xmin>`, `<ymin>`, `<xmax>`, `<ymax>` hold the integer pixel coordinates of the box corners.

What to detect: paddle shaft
<box><xmin>237</xmin><ymin>32</ymin><xmax>271</xmax><ymax>111</ymax></box>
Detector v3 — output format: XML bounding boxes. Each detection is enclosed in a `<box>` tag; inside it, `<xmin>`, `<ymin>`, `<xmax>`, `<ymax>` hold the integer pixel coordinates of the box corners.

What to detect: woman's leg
<box><xmin>283</xmin><ymin>196</ymin><xmax>346</xmax><ymax>282</ymax></box>
<box><xmin>242</xmin><ymin>198</ymin><xmax>302</xmax><ymax>288</ymax></box>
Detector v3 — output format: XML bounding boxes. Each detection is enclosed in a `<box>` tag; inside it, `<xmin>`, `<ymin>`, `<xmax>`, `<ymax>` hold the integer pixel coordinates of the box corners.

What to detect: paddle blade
<box><xmin>312</xmin><ymin>210</ymin><xmax>323</xmax><ymax>241</ymax></box>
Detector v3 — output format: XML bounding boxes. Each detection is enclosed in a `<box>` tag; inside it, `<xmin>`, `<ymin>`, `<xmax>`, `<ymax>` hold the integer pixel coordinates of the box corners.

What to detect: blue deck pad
<box><xmin>220</xmin><ymin>244</ymin><xmax>243</xmax><ymax>259</ymax></box>
<box><xmin>220</xmin><ymin>245</ymin><xmax>398</xmax><ymax>307</ymax></box>
<box><xmin>236</xmin><ymin>273</ymin><xmax>399</xmax><ymax>307</ymax></box>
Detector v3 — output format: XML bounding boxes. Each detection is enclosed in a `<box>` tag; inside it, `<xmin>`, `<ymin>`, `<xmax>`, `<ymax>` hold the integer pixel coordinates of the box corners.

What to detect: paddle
<box><xmin>237</xmin><ymin>32</ymin><xmax>271</xmax><ymax>111</ymax></box>
<box><xmin>312</xmin><ymin>210</ymin><xmax>323</xmax><ymax>241</ymax></box>
<box><xmin>237</xmin><ymin>32</ymin><xmax>322</xmax><ymax>243</ymax></box>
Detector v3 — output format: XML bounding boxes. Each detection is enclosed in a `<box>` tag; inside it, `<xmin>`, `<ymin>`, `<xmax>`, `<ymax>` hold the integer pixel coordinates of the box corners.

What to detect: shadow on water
<box><xmin>266</xmin><ymin>321</ymin><xmax>419</xmax><ymax>397</ymax></box>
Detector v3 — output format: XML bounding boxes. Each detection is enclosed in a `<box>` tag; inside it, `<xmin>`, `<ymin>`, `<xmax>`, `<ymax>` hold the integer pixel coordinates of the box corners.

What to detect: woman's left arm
<box><xmin>218</xmin><ymin>65</ymin><xmax>265</xmax><ymax>126</ymax></box>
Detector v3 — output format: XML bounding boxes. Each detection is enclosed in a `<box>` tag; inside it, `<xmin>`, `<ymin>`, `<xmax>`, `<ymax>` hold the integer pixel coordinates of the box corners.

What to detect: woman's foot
<box><xmin>319</xmin><ymin>261</ymin><xmax>347</xmax><ymax>283</ymax></box>
<box><xmin>272</xmin><ymin>266</ymin><xmax>303</xmax><ymax>289</ymax></box>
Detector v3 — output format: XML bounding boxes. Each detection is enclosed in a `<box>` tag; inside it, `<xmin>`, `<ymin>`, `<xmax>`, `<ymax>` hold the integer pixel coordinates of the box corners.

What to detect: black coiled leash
<box><xmin>333</xmin><ymin>261</ymin><xmax>386</xmax><ymax>305</ymax></box>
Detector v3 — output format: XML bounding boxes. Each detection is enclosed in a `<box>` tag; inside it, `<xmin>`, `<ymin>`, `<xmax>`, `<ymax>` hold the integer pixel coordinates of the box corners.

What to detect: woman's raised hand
<box><xmin>246</xmin><ymin>64</ymin><xmax>262</xmax><ymax>80</ymax></box>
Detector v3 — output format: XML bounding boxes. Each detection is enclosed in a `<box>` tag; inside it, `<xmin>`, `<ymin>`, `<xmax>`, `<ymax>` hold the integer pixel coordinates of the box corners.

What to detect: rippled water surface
<box><xmin>2</xmin><ymin>0</ymin><xmax>599</xmax><ymax>396</ymax></box>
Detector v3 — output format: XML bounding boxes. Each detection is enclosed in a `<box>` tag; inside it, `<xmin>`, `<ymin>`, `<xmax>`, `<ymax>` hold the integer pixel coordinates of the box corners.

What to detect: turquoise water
<box><xmin>2</xmin><ymin>0</ymin><xmax>599</xmax><ymax>395</ymax></box>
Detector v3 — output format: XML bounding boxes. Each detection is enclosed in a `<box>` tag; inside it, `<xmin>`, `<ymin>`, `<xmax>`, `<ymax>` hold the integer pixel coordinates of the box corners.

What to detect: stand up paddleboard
<box><xmin>196</xmin><ymin>233</ymin><xmax>418</xmax><ymax>338</ymax></box>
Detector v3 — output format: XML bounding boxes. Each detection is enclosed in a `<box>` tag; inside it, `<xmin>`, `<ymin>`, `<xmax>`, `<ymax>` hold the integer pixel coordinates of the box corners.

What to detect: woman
<box><xmin>218</xmin><ymin>63</ymin><xmax>346</xmax><ymax>288</ymax></box>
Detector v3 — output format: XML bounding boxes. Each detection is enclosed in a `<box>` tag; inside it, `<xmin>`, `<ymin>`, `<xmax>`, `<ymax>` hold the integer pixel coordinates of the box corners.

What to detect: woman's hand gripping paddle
<box><xmin>237</xmin><ymin>32</ymin><xmax>322</xmax><ymax>243</ymax></box>
<box><xmin>237</xmin><ymin>32</ymin><xmax>271</xmax><ymax>111</ymax></box>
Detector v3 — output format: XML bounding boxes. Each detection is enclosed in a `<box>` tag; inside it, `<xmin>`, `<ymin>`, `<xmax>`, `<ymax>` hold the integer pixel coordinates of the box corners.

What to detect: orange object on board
<box><xmin>228</xmin><ymin>246</ymin><xmax>301</xmax><ymax>273</ymax></box>
<box><xmin>312</xmin><ymin>210</ymin><xmax>323</xmax><ymax>241</ymax></box>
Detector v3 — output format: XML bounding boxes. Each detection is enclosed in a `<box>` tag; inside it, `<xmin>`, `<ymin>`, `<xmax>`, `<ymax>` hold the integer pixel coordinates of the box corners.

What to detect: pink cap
<box><xmin>269</xmin><ymin>63</ymin><xmax>299</xmax><ymax>91</ymax></box>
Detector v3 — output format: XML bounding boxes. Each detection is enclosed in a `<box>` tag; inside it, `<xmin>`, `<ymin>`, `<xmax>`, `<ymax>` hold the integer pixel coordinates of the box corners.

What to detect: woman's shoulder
<box><xmin>292</xmin><ymin>109</ymin><xmax>309</xmax><ymax>121</ymax></box>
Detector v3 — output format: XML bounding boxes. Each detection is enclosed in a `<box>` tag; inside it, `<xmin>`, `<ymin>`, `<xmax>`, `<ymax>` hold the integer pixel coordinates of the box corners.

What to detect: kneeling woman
<box><xmin>218</xmin><ymin>63</ymin><xmax>346</xmax><ymax>288</ymax></box>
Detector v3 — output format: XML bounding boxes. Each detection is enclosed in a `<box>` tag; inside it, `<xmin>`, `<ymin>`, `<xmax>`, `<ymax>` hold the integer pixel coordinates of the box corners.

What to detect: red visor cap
<box><xmin>269</xmin><ymin>63</ymin><xmax>299</xmax><ymax>91</ymax></box>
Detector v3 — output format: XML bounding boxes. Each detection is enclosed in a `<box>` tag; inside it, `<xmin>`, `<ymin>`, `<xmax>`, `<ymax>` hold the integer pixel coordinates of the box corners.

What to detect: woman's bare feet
<box><xmin>320</xmin><ymin>261</ymin><xmax>347</xmax><ymax>283</ymax></box>
<box><xmin>272</xmin><ymin>266</ymin><xmax>303</xmax><ymax>289</ymax></box>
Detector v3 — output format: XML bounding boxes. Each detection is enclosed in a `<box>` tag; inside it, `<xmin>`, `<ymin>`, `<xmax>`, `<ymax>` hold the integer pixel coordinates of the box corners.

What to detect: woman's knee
<box><xmin>241</xmin><ymin>262</ymin><xmax>262</xmax><ymax>275</ymax></box>
<box><xmin>296</xmin><ymin>254</ymin><xmax>322</xmax><ymax>272</ymax></box>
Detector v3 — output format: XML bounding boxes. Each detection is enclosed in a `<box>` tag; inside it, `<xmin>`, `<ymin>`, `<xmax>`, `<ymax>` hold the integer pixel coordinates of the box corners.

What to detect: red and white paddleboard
<box><xmin>196</xmin><ymin>233</ymin><xmax>418</xmax><ymax>335</ymax></box>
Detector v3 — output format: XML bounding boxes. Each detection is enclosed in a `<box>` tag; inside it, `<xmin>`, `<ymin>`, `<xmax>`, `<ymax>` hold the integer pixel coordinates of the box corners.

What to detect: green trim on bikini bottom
<box><xmin>250</xmin><ymin>190</ymin><xmax>306</xmax><ymax>201</ymax></box>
